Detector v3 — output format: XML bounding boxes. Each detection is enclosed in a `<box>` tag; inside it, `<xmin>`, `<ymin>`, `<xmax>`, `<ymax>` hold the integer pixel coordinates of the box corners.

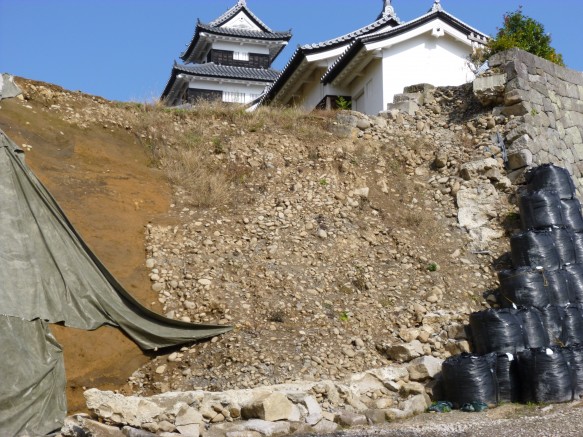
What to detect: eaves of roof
<box><xmin>260</xmin><ymin>46</ymin><xmax>307</xmax><ymax>104</ymax></box>
<box><xmin>160</xmin><ymin>63</ymin><xmax>183</xmax><ymax>103</ymax></box>
<box><xmin>300</xmin><ymin>14</ymin><xmax>399</xmax><ymax>53</ymax></box>
<box><xmin>174</xmin><ymin>63</ymin><xmax>280</xmax><ymax>82</ymax></box>
<box><xmin>197</xmin><ymin>22</ymin><xmax>291</xmax><ymax>41</ymax></box>
<box><xmin>180</xmin><ymin>22</ymin><xmax>291</xmax><ymax>64</ymax></box>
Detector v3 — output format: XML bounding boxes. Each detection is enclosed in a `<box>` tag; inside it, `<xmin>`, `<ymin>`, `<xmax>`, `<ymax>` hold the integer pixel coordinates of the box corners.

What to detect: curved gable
<box><xmin>221</xmin><ymin>10</ymin><xmax>263</xmax><ymax>31</ymax></box>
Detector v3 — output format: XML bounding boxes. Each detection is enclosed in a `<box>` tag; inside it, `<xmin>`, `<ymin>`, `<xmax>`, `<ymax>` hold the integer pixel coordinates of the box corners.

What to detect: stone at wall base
<box><xmin>473</xmin><ymin>73</ymin><xmax>506</xmax><ymax>106</ymax></box>
<box><xmin>507</xmin><ymin>149</ymin><xmax>533</xmax><ymax>170</ymax></box>
<box><xmin>507</xmin><ymin>167</ymin><xmax>528</xmax><ymax>185</ymax></box>
<box><xmin>386</xmin><ymin>101</ymin><xmax>419</xmax><ymax>116</ymax></box>
<box><xmin>501</xmin><ymin>102</ymin><xmax>531</xmax><ymax>117</ymax></box>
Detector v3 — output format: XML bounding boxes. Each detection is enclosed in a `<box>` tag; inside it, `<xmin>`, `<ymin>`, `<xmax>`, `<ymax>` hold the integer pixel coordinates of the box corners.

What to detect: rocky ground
<box><xmin>3</xmin><ymin>77</ymin><xmax>532</xmax><ymax>435</ymax></box>
<box><xmin>131</xmin><ymin>83</ymin><xmax>516</xmax><ymax>397</ymax></box>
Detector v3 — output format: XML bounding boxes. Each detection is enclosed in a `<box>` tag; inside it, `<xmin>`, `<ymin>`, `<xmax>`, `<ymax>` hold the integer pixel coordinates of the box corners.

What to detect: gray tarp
<box><xmin>0</xmin><ymin>316</ymin><xmax>66</xmax><ymax>435</ymax></box>
<box><xmin>0</xmin><ymin>129</ymin><xmax>232</xmax><ymax>435</ymax></box>
<box><xmin>0</xmin><ymin>73</ymin><xmax>22</xmax><ymax>100</ymax></box>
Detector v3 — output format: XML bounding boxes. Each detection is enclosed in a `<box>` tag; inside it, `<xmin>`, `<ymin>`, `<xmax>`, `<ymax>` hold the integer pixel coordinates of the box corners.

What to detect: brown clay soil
<box><xmin>0</xmin><ymin>93</ymin><xmax>171</xmax><ymax>412</ymax></box>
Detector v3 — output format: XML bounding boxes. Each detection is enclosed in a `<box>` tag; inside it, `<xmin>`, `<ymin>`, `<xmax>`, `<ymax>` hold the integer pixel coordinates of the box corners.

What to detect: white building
<box><xmin>162</xmin><ymin>0</ymin><xmax>291</xmax><ymax>106</ymax></box>
<box><xmin>263</xmin><ymin>0</ymin><xmax>488</xmax><ymax>115</ymax></box>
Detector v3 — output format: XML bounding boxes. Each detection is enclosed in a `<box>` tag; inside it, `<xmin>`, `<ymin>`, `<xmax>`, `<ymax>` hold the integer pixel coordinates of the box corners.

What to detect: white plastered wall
<box><xmin>213</xmin><ymin>41</ymin><xmax>270</xmax><ymax>55</ymax></box>
<box><xmin>298</xmin><ymin>68</ymin><xmax>327</xmax><ymax>109</ymax></box>
<box><xmin>346</xmin><ymin>58</ymin><xmax>383</xmax><ymax>115</ymax></box>
<box><xmin>381</xmin><ymin>32</ymin><xmax>475</xmax><ymax>110</ymax></box>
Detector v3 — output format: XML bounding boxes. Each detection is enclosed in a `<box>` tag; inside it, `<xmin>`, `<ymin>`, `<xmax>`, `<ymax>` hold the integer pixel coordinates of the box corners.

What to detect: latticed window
<box><xmin>223</xmin><ymin>91</ymin><xmax>246</xmax><ymax>103</ymax></box>
<box><xmin>233</xmin><ymin>51</ymin><xmax>249</xmax><ymax>61</ymax></box>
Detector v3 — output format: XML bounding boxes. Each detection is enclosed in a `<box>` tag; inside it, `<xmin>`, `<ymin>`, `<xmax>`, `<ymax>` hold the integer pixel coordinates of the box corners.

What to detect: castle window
<box><xmin>233</xmin><ymin>51</ymin><xmax>249</xmax><ymax>61</ymax></box>
<box><xmin>223</xmin><ymin>91</ymin><xmax>246</xmax><ymax>103</ymax></box>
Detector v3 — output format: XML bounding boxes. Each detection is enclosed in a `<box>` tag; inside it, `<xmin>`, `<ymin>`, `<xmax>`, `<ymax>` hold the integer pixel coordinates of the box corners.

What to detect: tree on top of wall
<box><xmin>486</xmin><ymin>6</ymin><xmax>564</xmax><ymax>66</ymax></box>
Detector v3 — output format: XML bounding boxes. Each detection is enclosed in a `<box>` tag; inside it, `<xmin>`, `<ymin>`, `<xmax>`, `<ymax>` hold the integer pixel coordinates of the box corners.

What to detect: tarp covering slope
<box><xmin>0</xmin><ymin>316</ymin><xmax>66</xmax><ymax>436</ymax></box>
<box><xmin>0</xmin><ymin>129</ymin><xmax>232</xmax><ymax>435</ymax></box>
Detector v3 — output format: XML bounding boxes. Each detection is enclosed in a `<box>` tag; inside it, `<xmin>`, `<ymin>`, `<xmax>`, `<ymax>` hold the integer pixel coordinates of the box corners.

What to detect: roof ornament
<box><xmin>381</xmin><ymin>0</ymin><xmax>397</xmax><ymax>19</ymax></box>
<box><xmin>237</xmin><ymin>0</ymin><xmax>246</xmax><ymax>6</ymax></box>
<box><xmin>431</xmin><ymin>0</ymin><xmax>443</xmax><ymax>12</ymax></box>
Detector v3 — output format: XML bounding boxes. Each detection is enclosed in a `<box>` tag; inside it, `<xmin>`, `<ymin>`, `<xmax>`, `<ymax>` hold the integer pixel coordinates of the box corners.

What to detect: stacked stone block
<box><xmin>485</xmin><ymin>49</ymin><xmax>583</xmax><ymax>192</ymax></box>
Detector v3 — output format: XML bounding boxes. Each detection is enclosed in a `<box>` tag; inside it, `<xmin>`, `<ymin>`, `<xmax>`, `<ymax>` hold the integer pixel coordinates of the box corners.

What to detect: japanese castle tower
<box><xmin>161</xmin><ymin>0</ymin><xmax>291</xmax><ymax>106</ymax></box>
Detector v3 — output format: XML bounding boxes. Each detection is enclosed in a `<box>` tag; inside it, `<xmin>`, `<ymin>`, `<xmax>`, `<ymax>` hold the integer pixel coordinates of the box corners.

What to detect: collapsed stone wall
<box><xmin>475</xmin><ymin>48</ymin><xmax>583</xmax><ymax>193</ymax></box>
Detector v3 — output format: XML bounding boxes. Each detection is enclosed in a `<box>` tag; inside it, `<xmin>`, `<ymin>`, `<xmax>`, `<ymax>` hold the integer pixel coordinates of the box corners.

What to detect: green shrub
<box><xmin>486</xmin><ymin>7</ymin><xmax>564</xmax><ymax>66</ymax></box>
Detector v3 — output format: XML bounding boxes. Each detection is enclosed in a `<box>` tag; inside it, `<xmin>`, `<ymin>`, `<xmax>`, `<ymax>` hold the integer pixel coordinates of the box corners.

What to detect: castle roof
<box><xmin>174</xmin><ymin>63</ymin><xmax>279</xmax><ymax>82</ymax></box>
<box><xmin>161</xmin><ymin>62</ymin><xmax>279</xmax><ymax>105</ymax></box>
<box><xmin>180</xmin><ymin>3</ymin><xmax>291</xmax><ymax>64</ymax></box>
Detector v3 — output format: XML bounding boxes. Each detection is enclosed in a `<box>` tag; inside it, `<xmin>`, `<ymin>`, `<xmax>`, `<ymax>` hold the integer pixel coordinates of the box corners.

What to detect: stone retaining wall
<box><xmin>479</xmin><ymin>49</ymin><xmax>583</xmax><ymax>192</ymax></box>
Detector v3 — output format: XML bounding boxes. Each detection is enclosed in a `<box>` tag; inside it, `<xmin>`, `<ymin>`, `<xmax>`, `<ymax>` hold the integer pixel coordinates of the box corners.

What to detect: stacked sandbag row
<box><xmin>497</xmin><ymin>165</ymin><xmax>583</xmax><ymax>349</ymax></box>
<box><xmin>442</xmin><ymin>347</ymin><xmax>583</xmax><ymax>405</ymax></box>
<box><xmin>442</xmin><ymin>164</ymin><xmax>583</xmax><ymax>407</ymax></box>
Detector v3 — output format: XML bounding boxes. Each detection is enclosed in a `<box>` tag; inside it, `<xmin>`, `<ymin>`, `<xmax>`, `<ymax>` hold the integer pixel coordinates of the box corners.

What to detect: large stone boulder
<box><xmin>407</xmin><ymin>356</ymin><xmax>444</xmax><ymax>381</ymax></box>
<box><xmin>384</xmin><ymin>340</ymin><xmax>424</xmax><ymax>363</ymax></box>
<box><xmin>241</xmin><ymin>392</ymin><xmax>298</xmax><ymax>422</ymax></box>
<box><xmin>473</xmin><ymin>73</ymin><xmax>507</xmax><ymax>106</ymax></box>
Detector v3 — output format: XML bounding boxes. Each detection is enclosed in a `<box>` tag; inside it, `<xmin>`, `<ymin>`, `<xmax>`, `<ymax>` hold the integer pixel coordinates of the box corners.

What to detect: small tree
<box><xmin>486</xmin><ymin>7</ymin><xmax>564</xmax><ymax>66</ymax></box>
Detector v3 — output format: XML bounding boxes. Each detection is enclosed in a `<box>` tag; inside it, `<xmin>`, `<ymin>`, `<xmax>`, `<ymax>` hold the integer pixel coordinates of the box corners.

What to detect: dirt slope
<box><xmin>0</xmin><ymin>81</ymin><xmax>171</xmax><ymax>412</ymax></box>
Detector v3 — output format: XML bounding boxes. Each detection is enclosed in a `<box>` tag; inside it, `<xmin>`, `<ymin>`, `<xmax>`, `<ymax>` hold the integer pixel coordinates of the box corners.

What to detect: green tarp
<box><xmin>0</xmin><ymin>130</ymin><xmax>231</xmax><ymax>435</ymax></box>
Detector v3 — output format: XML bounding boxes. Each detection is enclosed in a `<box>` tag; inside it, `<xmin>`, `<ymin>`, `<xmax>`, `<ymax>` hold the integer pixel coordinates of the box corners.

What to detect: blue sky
<box><xmin>1</xmin><ymin>0</ymin><xmax>581</xmax><ymax>102</ymax></box>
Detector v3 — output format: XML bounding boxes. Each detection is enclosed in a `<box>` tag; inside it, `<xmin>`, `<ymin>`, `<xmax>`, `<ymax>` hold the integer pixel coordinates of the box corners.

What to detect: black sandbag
<box><xmin>442</xmin><ymin>353</ymin><xmax>498</xmax><ymax>408</ymax></box>
<box><xmin>517</xmin><ymin>347</ymin><xmax>574</xmax><ymax>403</ymax></box>
<box><xmin>562</xmin><ymin>345</ymin><xmax>583</xmax><ymax>398</ymax></box>
<box><xmin>525</xmin><ymin>164</ymin><xmax>576</xmax><ymax>200</ymax></box>
<box><xmin>519</xmin><ymin>190</ymin><xmax>564</xmax><ymax>230</ymax></box>
<box><xmin>563</xmin><ymin>264</ymin><xmax>583</xmax><ymax>304</ymax></box>
<box><xmin>516</xmin><ymin>307</ymin><xmax>550</xmax><ymax>349</ymax></box>
<box><xmin>572</xmin><ymin>232</ymin><xmax>583</xmax><ymax>264</ymax></box>
<box><xmin>559</xmin><ymin>305</ymin><xmax>583</xmax><ymax>347</ymax></box>
<box><xmin>496</xmin><ymin>353</ymin><xmax>520</xmax><ymax>403</ymax></box>
<box><xmin>510</xmin><ymin>230</ymin><xmax>561</xmax><ymax>270</ymax></box>
<box><xmin>549</xmin><ymin>227</ymin><xmax>577</xmax><ymax>266</ymax></box>
<box><xmin>539</xmin><ymin>305</ymin><xmax>564</xmax><ymax>345</ymax></box>
<box><xmin>498</xmin><ymin>268</ymin><xmax>551</xmax><ymax>309</ymax></box>
<box><xmin>561</xmin><ymin>198</ymin><xmax>583</xmax><ymax>231</ymax></box>
<box><xmin>545</xmin><ymin>268</ymin><xmax>572</xmax><ymax>306</ymax></box>
<box><xmin>470</xmin><ymin>309</ymin><xmax>525</xmax><ymax>355</ymax></box>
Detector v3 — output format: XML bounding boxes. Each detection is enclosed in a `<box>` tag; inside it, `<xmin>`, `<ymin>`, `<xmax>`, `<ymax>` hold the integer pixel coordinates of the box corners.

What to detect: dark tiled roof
<box><xmin>321</xmin><ymin>9</ymin><xmax>489</xmax><ymax>85</ymax></box>
<box><xmin>161</xmin><ymin>64</ymin><xmax>182</xmax><ymax>103</ymax></box>
<box><xmin>180</xmin><ymin>22</ymin><xmax>290</xmax><ymax>64</ymax></box>
<box><xmin>260</xmin><ymin>46</ymin><xmax>306</xmax><ymax>104</ymax></box>
<box><xmin>174</xmin><ymin>63</ymin><xmax>280</xmax><ymax>82</ymax></box>
<box><xmin>209</xmin><ymin>1</ymin><xmax>273</xmax><ymax>33</ymax></box>
<box><xmin>197</xmin><ymin>22</ymin><xmax>291</xmax><ymax>40</ymax></box>
<box><xmin>301</xmin><ymin>14</ymin><xmax>399</xmax><ymax>52</ymax></box>
<box><xmin>398</xmin><ymin>7</ymin><xmax>488</xmax><ymax>42</ymax></box>
<box><xmin>161</xmin><ymin>62</ymin><xmax>280</xmax><ymax>104</ymax></box>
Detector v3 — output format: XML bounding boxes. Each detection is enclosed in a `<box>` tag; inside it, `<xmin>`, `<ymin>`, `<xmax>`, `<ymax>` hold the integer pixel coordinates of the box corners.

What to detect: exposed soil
<box><xmin>0</xmin><ymin>91</ymin><xmax>171</xmax><ymax>412</ymax></box>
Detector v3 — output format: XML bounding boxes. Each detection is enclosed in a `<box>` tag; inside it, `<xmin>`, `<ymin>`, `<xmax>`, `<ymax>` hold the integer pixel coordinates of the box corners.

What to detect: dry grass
<box><xmin>125</xmin><ymin>100</ymin><xmax>336</xmax><ymax>208</ymax></box>
<box><xmin>159</xmin><ymin>148</ymin><xmax>230</xmax><ymax>207</ymax></box>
